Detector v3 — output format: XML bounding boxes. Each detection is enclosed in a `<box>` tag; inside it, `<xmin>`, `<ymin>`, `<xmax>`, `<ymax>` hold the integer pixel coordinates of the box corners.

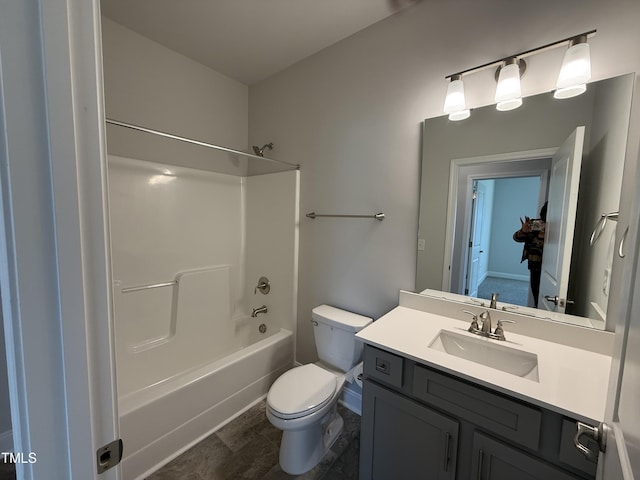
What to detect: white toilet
<box><xmin>266</xmin><ymin>304</ymin><xmax>372</xmax><ymax>475</ymax></box>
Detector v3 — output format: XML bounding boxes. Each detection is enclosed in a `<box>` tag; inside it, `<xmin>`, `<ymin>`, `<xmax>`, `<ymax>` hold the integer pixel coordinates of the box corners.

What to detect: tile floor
<box><xmin>0</xmin><ymin>461</ymin><xmax>15</xmax><ymax>480</ymax></box>
<box><xmin>146</xmin><ymin>400</ymin><xmax>360</xmax><ymax>480</ymax></box>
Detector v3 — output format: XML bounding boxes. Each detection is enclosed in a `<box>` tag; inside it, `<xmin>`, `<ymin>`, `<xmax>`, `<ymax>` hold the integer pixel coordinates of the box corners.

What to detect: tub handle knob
<box><xmin>254</xmin><ymin>276</ymin><xmax>271</xmax><ymax>295</ymax></box>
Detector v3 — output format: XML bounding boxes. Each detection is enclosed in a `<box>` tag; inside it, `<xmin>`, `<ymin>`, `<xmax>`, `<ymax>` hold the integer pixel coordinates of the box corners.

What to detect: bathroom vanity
<box><xmin>356</xmin><ymin>292</ymin><xmax>613</xmax><ymax>480</ymax></box>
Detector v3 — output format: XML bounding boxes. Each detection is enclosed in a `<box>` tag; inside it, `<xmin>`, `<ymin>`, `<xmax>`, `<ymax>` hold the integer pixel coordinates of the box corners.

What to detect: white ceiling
<box><xmin>100</xmin><ymin>0</ymin><xmax>411</xmax><ymax>86</ymax></box>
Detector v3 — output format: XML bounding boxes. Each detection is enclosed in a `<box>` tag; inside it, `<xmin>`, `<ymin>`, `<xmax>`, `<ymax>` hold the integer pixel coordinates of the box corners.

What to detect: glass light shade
<box><xmin>495</xmin><ymin>62</ymin><xmax>522</xmax><ymax>111</ymax></box>
<box><xmin>554</xmin><ymin>84</ymin><xmax>587</xmax><ymax>99</ymax></box>
<box><xmin>556</xmin><ymin>43</ymin><xmax>591</xmax><ymax>88</ymax></box>
<box><xmin>554</xmin><ymin>41</ymin><xmax>591</xmax><ymax>99</ymax></box>
<box><xmin>443</xmin><ymin>77</ymin><xmax>466</xmax><ymax>114</ymax></box>
<box><xmin>448</xmin><ymin>109</ymin><xmax>470</xmax><ymax>121</ymax></box>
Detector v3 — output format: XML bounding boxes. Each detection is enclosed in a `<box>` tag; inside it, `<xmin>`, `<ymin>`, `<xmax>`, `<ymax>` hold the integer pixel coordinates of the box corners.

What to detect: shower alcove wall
<box><xmin>106</xmin><ymin>125</ymin><xmax>299</xmax><ymax>479</ymax></box>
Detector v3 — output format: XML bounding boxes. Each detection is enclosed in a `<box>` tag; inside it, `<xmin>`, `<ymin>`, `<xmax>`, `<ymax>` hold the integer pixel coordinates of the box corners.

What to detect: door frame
<box><xmin>0</xmin><ymin>1</ymin><xmax>119</xmax><ymax>479</ymax></box>
<box><xmin>444</xmin><ymin>149</ymin><xmax>555</xmax><ymax>294</ymax></box>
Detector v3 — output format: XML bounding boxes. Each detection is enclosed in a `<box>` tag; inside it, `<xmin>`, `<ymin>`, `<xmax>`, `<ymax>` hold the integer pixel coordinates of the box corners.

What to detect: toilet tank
<box><xmin>312</xmin><ymin>305</ymin><xmax>373</xmax><ymax>372</ymax></box>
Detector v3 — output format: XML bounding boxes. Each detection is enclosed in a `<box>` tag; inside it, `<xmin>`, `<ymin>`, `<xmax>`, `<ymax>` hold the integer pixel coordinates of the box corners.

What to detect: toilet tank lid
<box><xmin>312</xmin><ymin>305</ymin><xmax>373</xmax><ymax>332</ymax></box>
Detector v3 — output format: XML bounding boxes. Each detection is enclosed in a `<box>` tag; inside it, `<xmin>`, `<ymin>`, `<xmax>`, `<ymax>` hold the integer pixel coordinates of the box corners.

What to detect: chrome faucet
<box><xmin>489</xmin><ymin>292</ymin><xmax>499</xmax><ymax>309</ymax></box>
<box><xmin>462</xmin><ymin>309</ymin><xmax>514</xmax><ymax>341</ymax></box>
<box><xmin>479</xmin><ymin>310</ymin><xmax>492</xmax><ymax>333</ymax></box>
<box><xmin>251</xmin><ymin>305</ymin><xmax>268</xmax><ymax>317</ymax></box>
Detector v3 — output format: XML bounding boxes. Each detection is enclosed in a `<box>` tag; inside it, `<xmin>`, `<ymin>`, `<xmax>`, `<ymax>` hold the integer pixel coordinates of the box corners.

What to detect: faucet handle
<box><xmin>493</xmin><ymin>319</ymin><xmax>516</xmax><ymax>340</ymax></box>
<box><xmin>254</xmin><ymin>276</ymin><xmax>271</xmax><ymax>295</ymax></box>
<box><xmin>462</xmin><ymin>310</ymin><xmax>480</xmax><ymax>332</ymax></box>
<box><xmin>462</xmin><ymin>310</ymin><xmax>479</xmax><ymax>321</ymax></box>
<box><xmin>501</xmin><ymin>305</ymin><xmax>519</xmax><ymax>312</ymax></box>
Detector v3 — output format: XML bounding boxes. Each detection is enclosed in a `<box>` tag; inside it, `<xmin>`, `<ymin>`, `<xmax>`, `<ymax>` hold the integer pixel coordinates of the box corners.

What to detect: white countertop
<box><xmin>356</xmin><ymin>306</ymin><xmax>612</xmax><ymax>423</ymax></box>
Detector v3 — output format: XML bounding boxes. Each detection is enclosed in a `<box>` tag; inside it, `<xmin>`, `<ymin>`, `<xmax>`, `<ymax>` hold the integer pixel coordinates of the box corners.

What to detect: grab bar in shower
<box><xmin>121</xmin><ymin>281</ymin><xmax>177</xmax><ymax>293</ymax></box>
<box><xmin>306</xmin><ymin>212</ymin><xmax>385</xmax><ymax>221</ymax></box>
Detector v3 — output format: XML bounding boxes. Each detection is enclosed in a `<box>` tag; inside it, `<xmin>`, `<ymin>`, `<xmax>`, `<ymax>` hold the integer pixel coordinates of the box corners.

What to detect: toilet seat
<box><xmin>268</xmin><ymin>364</ymin><xmax>337</xmax><ymax>419</ymax></box>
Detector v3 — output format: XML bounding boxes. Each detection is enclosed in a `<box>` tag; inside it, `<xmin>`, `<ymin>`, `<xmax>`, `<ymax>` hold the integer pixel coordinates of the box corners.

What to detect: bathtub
<box><xmin>118</xmin><ymin>328</ymin><xmax>293</xmax><ymax>480</ymax></box>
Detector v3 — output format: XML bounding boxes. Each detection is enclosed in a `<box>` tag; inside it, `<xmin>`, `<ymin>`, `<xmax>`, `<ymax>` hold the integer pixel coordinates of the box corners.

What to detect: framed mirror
<box><xmin>416</xmin><ymin>73</ymin><xmax>635</xmax><ymax>330</ymax></box>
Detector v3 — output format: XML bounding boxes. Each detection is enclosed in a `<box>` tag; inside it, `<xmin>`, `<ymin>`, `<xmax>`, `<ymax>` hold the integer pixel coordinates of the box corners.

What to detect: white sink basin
<box><xmin>429</xmin><ymin>329</ymin><xmax>539</xmax><ymax>382</ymax></box>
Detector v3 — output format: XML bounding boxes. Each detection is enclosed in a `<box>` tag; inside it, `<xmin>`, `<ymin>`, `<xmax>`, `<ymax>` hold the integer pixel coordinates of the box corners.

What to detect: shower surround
<box><xmin>108</xmin><ymin>155</ymin><xmax>299</xmax><ymax>479</ymax></box>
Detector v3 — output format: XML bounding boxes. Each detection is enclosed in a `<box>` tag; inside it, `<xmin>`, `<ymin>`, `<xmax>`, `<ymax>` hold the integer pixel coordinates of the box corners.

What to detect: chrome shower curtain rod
<box><xmin>105</xmin><ymin>118</ymin><xmax>300</xmax><ymax>169</ymax></box>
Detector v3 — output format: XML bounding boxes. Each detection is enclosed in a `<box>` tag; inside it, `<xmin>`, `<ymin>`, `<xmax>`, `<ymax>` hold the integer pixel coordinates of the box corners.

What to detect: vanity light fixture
<box><xmin>443</xmin><ymin>29</ymin><xmax>596</xmax><ymax>117</ymax></box>
<box><xmin>554</xmin><ymin>35</ymin><xmax>591</xmax><ymax>99</ymax></box>
<box><xmin>494</xmin><ymin>58</ymin><xmax>525</xmax><ymax>111</ymax></box>
<box><xmin>443</xmin><ymin>74</ymin><xmax>470</xmax><ymax>121</ymax></box>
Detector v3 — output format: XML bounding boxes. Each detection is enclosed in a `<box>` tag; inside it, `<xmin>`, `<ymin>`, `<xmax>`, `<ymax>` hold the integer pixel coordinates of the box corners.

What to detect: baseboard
<box><xmin>0</xmin><ymin>430</ymin><xmax>12</xmax><ymax>452</ymax></box>
<box><xmin>486</xmin><ymin>271</ymin><xmax>529</xmax><ymax>282</ymax></box>
<box><xmin>340</xmin><ymin>384</ymin><xmax>362</xmax><ymax>416</ymax></box>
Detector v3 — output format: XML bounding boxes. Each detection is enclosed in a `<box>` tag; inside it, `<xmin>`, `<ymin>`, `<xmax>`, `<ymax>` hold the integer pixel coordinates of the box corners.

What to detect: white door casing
<box><xmin>466</xmin><ymin>183</ymin><xmax>485</xmax><ymax>298</ymax></box>
<box><xmin>0</xmin><ymin>0</ymin><xmax>120</xmax><ymax>479</ymax></box>
<box><xmin>444</xmin><ymin>149</ymin><xmax>555</xmax><ymax>293</ymax></box>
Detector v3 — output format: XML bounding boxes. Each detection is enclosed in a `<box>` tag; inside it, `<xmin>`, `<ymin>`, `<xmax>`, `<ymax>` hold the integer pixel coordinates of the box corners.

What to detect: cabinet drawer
<box><xmin>363</xmin><ymin>345</ymin><xmax>403</xmax><ymax>388</ymax></box>
<box><xmin>412</xmin><ymin>365</ymin><xmax>541</xmax><ymax>451</ymax></box>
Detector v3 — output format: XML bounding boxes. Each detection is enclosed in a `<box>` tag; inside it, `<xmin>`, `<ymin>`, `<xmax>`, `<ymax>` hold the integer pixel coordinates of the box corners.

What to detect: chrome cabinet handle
<box><xmin>544</xmin><ymin>295</ymin><xmax>559</xmax><ymax>305</ymax></box>
<box><xmin>375</xmin><ymin>360</ymin><xmax>389</xmax><ymax>373</ymax></box>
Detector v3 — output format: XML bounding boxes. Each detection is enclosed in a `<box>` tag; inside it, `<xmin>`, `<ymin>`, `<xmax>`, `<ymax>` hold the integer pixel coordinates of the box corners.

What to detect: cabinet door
<box><xmin>360</xmin><ymin>379</ymin><xmax>459</xmax><ymax>480</ymax></box>
<box><xmin>472</xmin><ymin>432</ymin><xmax>581</xmax><ymax>480</ymax></box>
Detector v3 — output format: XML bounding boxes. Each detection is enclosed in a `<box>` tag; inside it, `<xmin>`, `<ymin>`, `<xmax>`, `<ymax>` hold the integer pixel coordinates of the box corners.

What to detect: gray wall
<box><xmin>249</xmin><ymin>0</ymin><xmax>640</xmax><ymax>363</ymax></box>
<box><xmin>569</xmin><ymin>74</ymin><xmax>634</xmax><ymax>320</ymax></box>
<box><xmin>101</xmin><ymin>18</ymin><xmax>249</xmax><ymax>171</ymax></box>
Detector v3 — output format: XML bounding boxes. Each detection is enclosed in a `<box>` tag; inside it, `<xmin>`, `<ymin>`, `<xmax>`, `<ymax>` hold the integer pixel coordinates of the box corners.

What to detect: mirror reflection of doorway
<box><xmin>463</xmin><ymin>176</ymin><xmax>544</xmax><ymax>307</ymax></box>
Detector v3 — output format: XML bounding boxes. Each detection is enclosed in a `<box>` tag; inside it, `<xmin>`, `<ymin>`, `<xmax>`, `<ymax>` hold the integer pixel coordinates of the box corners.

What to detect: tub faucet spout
<box><xmin>251</xmin><ymin>305</ymin><xmax>268</xmax><ymax>317</ymax></box>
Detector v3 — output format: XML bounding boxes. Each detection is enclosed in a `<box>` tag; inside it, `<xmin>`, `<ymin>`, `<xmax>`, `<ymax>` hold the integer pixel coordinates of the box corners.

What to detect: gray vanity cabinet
<box><xmin>360</xmin><ymin>345</ymin><xmax>597</xmax><ymax>480</ymax></box>
<box><xmin>360</xmin><ymin>379</ymin><xmax>459</xmax><ymax>479</ymax></box>
<box><xmin>472</xmin><ymin>433</ymin><xmax>580</xmax><ymax>480</ymax></box>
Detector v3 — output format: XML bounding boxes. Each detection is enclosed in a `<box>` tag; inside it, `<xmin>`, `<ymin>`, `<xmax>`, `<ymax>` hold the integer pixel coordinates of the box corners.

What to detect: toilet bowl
<box><xmin>266</xmin><ymin>363</ymin><xmax>346</xmax><ymax>474</ymax></box>
<box><xmin>266</xmin><ymin>305</ymin><xmax>372</xmax><ymax>475</ymax></box>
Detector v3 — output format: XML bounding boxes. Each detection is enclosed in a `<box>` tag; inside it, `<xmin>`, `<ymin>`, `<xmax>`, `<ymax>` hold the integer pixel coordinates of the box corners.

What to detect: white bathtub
<box><xmin>119</xmin><ymin>328</ymin><xmax>293</xmax><ymax>480</ymax></box>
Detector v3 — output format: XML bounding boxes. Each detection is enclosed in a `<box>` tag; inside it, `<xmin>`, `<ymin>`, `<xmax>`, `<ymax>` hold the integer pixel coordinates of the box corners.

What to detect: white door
<box><xmin>539</xmin><ymin>127</ymin><xmax>585</xmax><ymax>313</ymax></box>
<box><xmin>466</xmin><ymin>183</ymin><xmax>485</xmax><ymax>297</ymax></box>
